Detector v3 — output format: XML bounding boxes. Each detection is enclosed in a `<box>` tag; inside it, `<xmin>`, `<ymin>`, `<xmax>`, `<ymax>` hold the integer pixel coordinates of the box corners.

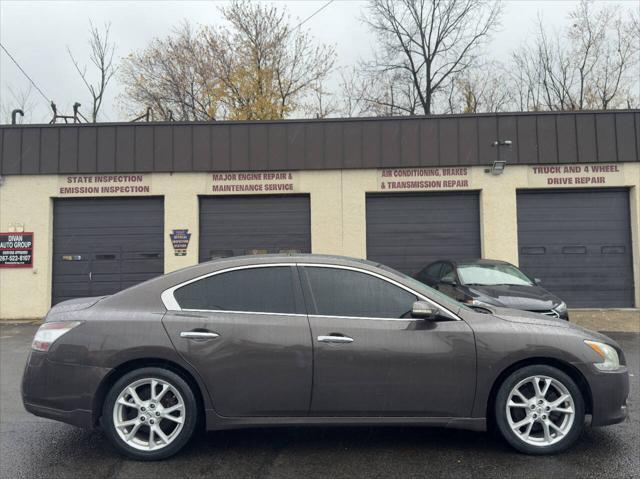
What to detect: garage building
<box><xmin>0</xmin><ymin>110</ymin><xmax>639</xmax><ymax>319</ymax></box>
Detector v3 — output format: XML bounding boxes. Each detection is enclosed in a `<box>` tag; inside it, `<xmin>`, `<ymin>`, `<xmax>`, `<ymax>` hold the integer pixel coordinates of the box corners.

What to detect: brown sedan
<box><xmin>22</xmin><ymin>255</ymin><xmax>629</xmax><ymax>460</ymax></box>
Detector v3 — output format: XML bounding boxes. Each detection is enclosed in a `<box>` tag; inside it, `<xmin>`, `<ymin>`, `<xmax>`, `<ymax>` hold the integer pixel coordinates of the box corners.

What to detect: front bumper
<box><xmin>585</xmin><ymin>365</ymin><xmax>629</xmax><ymax>427</ymax></box>
<box><xmin>22</xmin><ymin>351</ymin><xmax>111</xmax><ymax>428</ymax></box>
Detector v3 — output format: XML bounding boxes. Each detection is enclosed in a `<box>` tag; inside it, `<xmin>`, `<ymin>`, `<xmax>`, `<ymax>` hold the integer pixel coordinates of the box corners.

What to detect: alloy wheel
<box><xmin>505</xmin><ymin>375</ymin><xmax>575</xmax><ymax>447</ymax></box>
<box><xmin>112</xmin><ymin>377</ymin><xmax>186</xmax><ymax>451</ymax></box>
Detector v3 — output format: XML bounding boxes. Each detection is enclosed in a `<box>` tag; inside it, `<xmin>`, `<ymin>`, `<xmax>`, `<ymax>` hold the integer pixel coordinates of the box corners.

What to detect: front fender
<box><xmin>468</xmin><ymin>317</ymin><xmax>598</xmax><ymax>418</ymax></box>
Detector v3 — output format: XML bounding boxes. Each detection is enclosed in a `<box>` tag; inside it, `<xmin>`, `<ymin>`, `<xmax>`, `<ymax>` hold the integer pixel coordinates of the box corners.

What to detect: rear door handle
<box><xmin>180</xmin><ymin>331</ymin><xmax>220</xmax><ymax>340</ymax></box>
<box><xmin>318</xmin><ymin>335</ymin><xmax>354</xmax><ymax>344</ymax></box>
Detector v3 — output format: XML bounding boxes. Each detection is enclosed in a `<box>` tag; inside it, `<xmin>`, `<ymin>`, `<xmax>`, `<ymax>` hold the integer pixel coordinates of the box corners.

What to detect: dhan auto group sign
<box><xmin>0</xmin><ymin>232</ymin><xmax>34</xmax><ymax>268</ymax></box>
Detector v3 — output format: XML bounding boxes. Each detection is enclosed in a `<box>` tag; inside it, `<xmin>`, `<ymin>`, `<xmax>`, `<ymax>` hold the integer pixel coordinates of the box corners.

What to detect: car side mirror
<box><xmin>411</xmin><ymin>301</ymin><xmax>440</xmax><ymax>320</ymax></box>
<box><xmin>440</xmin><ymin>277</ymin><xmax>456</xmax><ymax>286</ymax></box>
<box><xmin>534</xmin><ymin>278</ymin><xmax>542</xmax><ymax>285</ymax></box>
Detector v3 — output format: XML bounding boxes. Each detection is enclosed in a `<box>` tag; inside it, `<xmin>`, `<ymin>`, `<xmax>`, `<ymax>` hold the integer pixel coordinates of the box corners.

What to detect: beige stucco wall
<box><xmin>1</xmin><ymin>163</ymin><xmax>638</xmax><ymax>319</ymax></box>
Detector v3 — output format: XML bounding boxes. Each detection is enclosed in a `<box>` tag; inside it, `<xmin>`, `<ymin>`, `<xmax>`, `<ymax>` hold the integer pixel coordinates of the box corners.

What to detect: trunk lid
<box><xmin>44</xmin><ymin>296</ymin><xmax>106</xmax><ymax>321</ymax></box>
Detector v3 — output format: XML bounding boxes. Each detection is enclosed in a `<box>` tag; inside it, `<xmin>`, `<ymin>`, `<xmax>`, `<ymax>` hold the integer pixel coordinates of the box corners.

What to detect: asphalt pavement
<box><xmin>1</xmin><ymin>322</ymin><xmax>638</xmax><ymax>479</ymax></box>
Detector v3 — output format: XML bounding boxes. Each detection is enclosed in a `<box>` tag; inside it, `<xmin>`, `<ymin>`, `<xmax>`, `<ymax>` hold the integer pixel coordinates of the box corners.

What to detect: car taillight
<box><xmin>32</xmin><ymin>321</ymin><xmax>83</xmax><ymax>352</ymax></box>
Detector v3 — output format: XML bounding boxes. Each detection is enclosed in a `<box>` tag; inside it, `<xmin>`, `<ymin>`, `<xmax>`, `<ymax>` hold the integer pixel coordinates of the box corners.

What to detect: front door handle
<box><xmin>180</xmin><ymin>331</ymin><xmax>220</xmax><ymax>340</ymax></box>
<box><xmin>318</xmin><ymin>334</ymin><xmax>354</xmax><ymax>344</ymax></box>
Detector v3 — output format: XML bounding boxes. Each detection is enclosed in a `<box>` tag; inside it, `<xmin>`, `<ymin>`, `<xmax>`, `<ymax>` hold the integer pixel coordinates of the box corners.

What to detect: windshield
<box><xmin>457</xmin><ymin>263</ymin><xmax>533</xmax><ymax>286</ymax></box>
<box><xmin>377</xmin><ymin>264</ymin><xmax>473</xmax><ymax>313</ymax></box>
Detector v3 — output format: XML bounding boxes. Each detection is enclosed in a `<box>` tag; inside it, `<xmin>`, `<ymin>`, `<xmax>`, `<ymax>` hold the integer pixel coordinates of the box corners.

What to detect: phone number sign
<box><xmin>0</xmin><ymin>232</ymin><xmax>34</xmax><ymax>268</ymax></box>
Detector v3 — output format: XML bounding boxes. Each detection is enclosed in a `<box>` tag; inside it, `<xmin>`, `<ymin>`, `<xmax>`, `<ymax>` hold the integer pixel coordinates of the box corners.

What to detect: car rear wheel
<box><xmin>102</xmin><ymin>367</ymin><xmax>198</xmax><ymax>460</ymax></box>
<box><xmin>495</xmin><ymin>365</ymin><xmax>585</xmax><ymax>454</ymax></box>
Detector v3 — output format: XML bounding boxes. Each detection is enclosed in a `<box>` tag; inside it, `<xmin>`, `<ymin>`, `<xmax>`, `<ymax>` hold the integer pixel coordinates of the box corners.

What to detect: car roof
<box><xmin>103</xmin><ymin>253</ymin><xmax>399</xmax><ymax>309</ymax></box>
<box><xmin>202</xmin><ymin>253</ymin><xmax>386</xmax><ymax>269</ymax></box>
<box><xmin>427</xmin><ymin>258</ymin><xmax>514</xmax><ymax>267</ymax></box>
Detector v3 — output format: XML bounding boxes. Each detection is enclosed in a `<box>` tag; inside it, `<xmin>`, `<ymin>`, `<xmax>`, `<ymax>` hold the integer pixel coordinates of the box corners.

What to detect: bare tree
<box><xmin>304</xmin><ymin>79</ymin><xmax>339</xmax><ymax>118</ymax></box>
<box><xmin>511</xmin><ymin>1</ymin><xmax>639</xmax><ymax>111</ymax></box>
<box><xmin>442</xmin><ymin>62</ymin><xmax>514</xmax><ymax>113</ymax></box>
<box><xmin>338</xmin><ymin>67</ymin><xmax>368</xmax><ymax>117</ymax></box>
<box><xmin>585</xmin><ymin>5</ymin><xmax>640</xmax><ymax>109</ymax></box>
<box><xmin>67</xmin><ymin>22</ymin><xmax>118</xmax><ymax>122</ymax></box>
<box><xmin>339</xmin><ymin>65</ymin><xmax>422</xmax><ymax>116</ymax></box>
<box><xmin>120</xmin><ymin>1</ymin><xmax>335</xmax><ymax>121</ymax></box>
<box><xmin>357</xmin><ymin>0</ymin><xmax>502</xmax><ymax>115</ymax></box>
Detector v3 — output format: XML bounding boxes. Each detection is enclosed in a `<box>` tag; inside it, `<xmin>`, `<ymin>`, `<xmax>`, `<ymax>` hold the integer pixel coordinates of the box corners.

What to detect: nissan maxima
<box><xmin>22</xmin><ymin>255</ymin><xmax>628</xmax><ymax>460</ymax></box>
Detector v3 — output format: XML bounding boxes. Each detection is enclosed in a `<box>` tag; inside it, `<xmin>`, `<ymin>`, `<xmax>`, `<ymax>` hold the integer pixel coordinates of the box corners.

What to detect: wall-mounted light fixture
<box><xmin>488</xmin><ymin>160</ymin><xmax>507</xmax><ymax>175</ymax></box>
<box><xmin>486</xmin><ymin>139</ymin><xmax>513</xmax><ymax>175</ymax></box>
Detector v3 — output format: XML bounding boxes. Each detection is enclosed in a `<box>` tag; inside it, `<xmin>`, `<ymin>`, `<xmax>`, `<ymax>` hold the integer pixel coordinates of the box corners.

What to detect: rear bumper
<box><xmin>22</xmin><ymin>351</ymin><xmax>111</xmax><ymax>429</ymax></box>
<box><xmin>586</xmin><ymin>366</ymin><xmax>629</xmax><ymax>427</ymax></box>
<box><xmin>23</xmin><ymin>401</ymin><xmax>94</xmax><ymax>428</ymax></box>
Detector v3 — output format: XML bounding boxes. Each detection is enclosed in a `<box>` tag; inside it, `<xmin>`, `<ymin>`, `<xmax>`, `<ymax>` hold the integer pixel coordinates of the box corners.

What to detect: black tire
<box><xmin>494</xmin><ymin>365</ymin><xmax>585</xmax><ymax>455</ymax></box>
<box><xmin>102</xmin><ymin>367</ymin><xmax>198</xmax><ymax>460</ymax></box>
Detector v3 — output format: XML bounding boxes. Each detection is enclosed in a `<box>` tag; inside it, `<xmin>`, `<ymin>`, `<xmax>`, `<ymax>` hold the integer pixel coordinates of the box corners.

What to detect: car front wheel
<box><xmin>102</xmin><ymin>367</ymin><xmax>198</xmax><ymax>460</ymax></box>
<box><xmin>495</xmin><ymin>365</ymin><xmax>585</xmax><ymax>454</ymax></box>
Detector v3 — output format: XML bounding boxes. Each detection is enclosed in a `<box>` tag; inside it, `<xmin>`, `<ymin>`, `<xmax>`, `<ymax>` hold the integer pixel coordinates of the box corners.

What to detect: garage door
<box><xmin>199</xmin><ymin>195</ymin><xmax>311</xmax><ymax>262</ymax></box>
<box><xmin>366</xmin><ymin>192</ymin><xmax>481</xmax><ymax>276</ymax></box>
<box><xmin>517</xmin><ymin>189</ymin><xmax>634</xmax><ymax>308</ymax></box>
<box><xmin>53</xmin><ymin>197</ymin><xmax>164</xmax><ymax>304</ymax></box>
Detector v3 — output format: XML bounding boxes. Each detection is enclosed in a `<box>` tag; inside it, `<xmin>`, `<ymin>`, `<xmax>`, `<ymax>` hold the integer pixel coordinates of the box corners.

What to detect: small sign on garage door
<box><xmin>0</xmin><ymin>232</ymin><xmax>34</xmax><ymax>268</ymax></box>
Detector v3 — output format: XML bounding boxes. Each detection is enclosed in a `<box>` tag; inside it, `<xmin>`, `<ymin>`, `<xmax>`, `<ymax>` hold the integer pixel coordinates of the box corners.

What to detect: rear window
<box><xmin>174</xmin><ymin>266</ymin><xmax>296</xmax><ymax>314</ymax></box>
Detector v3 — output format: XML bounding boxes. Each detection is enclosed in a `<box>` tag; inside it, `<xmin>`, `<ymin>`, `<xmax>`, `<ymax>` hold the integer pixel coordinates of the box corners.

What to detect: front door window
<box><xmin>303</xmin><ymin>267</ymin><xmax>417</xmax><ymax>318</ymax></box>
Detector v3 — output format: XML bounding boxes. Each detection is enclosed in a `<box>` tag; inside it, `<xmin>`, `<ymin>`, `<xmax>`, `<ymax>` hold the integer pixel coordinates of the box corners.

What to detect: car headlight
<box><xmin>584</xmin><ymin>340</ymin><xmax>621</xmax><ymax>371</ymax></box>
<box><xmin>555</xmin><ymin>301</ymin><xmax>567</xmax><ymax>312</ymax></box>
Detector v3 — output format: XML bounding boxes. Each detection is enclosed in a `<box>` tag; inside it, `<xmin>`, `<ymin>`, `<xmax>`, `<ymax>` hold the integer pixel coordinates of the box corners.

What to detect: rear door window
<box><xmin>174</xmin><ymin>266</ymin><xmax>297</xmax><ymax>314</ymax></box>
<box><xmin>303</xmin><ymin>267</ymin><xmax>417</xmax><ymax>319</ymax></box>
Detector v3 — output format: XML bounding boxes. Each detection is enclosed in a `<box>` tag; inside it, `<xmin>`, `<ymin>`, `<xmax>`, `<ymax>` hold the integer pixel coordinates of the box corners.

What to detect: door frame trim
<box><xmin>161</xmin><ymin>262</ymin><xmax>461</xmax><ymax>320</ymax></box>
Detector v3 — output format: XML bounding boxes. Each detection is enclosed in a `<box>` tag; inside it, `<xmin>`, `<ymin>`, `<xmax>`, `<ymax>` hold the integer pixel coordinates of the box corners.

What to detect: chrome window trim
<box><xmin>160</xmin><ymin>263</ymin><xmax>297</xmax><ymax>312</ymax></box>
<box><xmin>298</xmin><ymin>263</ymin><xmax>461</xmax><ymax>321</ymax></box>
<box><xmin>161</xmin><ymin>261</ymin><xmax>461</xmax><ymax>321</ymax></box>
<box><xmin>308</xmin><ymin>314</ymin><xmax>428</xmax><ymax>322</ymax></box>
<box><xmin>179</xmin><ymin>308</ymin><xmax>307</xmax><ymax>318</ymax></box>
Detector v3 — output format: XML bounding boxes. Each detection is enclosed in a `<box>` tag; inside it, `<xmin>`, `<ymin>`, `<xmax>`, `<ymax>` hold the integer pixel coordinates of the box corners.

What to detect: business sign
<box><xmin>210</xmin><ymin>171</ymin><xmax>297</xmax><ymax>193</ymax></box>
<box><xmin>0</xmin><ymin>232</ymin><xmax>34</xmax><ymax>268</ymax></box>
<box><xmin>528</xmin><ymin>164</ymin><xmax>624</xmax><ymax>187</ymax></box>
<box><xmin>58</xmin><ymin>175</ymin><xmax>151</xmax><ymax>195</ymax></box>
<box><xmin>170</xmin><ymin>229</ymin><xmax>191</xmax><ymax>256</ymax></box>
<box><xmin>377</xmin><ymin>167</ymin><xmax>471</xmax><ymax>191</ymax></box>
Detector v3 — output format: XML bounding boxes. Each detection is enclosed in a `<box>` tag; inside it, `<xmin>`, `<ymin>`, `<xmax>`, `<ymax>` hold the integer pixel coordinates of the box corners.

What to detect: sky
<box><xmin>0</xmin><ymin>0</ymin><xmax>634</xmax><ymax>124</ymax></box>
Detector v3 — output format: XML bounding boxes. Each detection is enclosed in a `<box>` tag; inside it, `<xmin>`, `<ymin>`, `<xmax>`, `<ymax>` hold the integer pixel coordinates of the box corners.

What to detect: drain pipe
<box><xmin>11</xmin><ymin>109</ymin><xmax>24</xmax><ymax>124</ymax></box>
